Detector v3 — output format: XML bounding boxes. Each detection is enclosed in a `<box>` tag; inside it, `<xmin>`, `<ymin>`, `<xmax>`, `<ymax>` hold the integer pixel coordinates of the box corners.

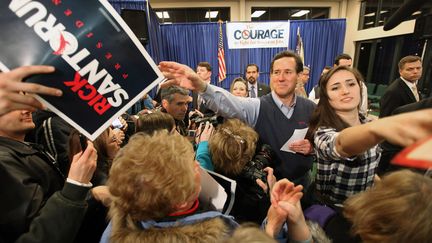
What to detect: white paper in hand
<box><xmin>280</xmin><ymin>127</ymin><xmax>309</xmax><ymax>153</ymax></box>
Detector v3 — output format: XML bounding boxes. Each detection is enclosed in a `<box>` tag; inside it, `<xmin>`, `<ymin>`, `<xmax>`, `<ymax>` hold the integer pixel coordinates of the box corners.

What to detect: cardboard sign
<box><xmin>0</xmin><ymin>0</ymin><xmax>164</xmax><ymax>140</ymax></box>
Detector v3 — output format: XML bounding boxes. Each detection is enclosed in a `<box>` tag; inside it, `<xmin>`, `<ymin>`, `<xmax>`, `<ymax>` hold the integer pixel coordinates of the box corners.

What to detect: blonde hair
<box><xmin>224</xmin><ymin>224</ymin><xmax>276</xmax><ymax>243</ymax></box>
<box><xmin>344</xmin><ymin>170</ymin><xmax>432</xmax><ymax>243</ymax></box>
<box><xmin>230</xmin><ymin>77</ymin><xmax>248</xmax><ymax>94</ymax></box>
<box><xmin>108</xmin><ymin>131</ymin><xmax>197</xmax><ymax>241</ymax></box>
<box><xmin>209</xmin><ymin>119</ymin><xmax>258</xmax><ymax>175</ymax></box>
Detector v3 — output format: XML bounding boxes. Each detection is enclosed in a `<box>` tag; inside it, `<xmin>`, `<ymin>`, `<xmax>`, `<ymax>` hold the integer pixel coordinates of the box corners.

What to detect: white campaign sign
<box><xmin>226</xmin><ymin>21</ymin><xmax>290</xmax><ymax>49</ymax></box>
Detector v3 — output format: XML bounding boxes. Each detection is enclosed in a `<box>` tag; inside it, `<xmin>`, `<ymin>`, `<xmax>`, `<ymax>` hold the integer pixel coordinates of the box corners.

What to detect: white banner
<box><xmin>226</xmin><ymin>22</ymin><xmax>290</xmax><ymax>49</ymax></box>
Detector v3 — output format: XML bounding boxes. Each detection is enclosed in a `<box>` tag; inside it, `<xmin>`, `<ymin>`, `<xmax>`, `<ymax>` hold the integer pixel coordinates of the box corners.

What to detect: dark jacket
<box><xmin>379</xmin><ymin>78</ymin><xmax>420</xmax><ymax>118</ymax></box>
<box><xmin>27</xmin><ymin>110</ymin><xmax>72</xmax><ymax>175</ymax></box>
<box><xmin>0</xmin><ymin>137</ymin><xmax>90</xmax><ymax>243</ymax></box>
<box><xmin>378</xmin><ymin>97</ymin><xmax>432</xmax><ymax>175</ymax></box>
<box><xmin>192</xmin><ymin>91</ymin><xmax>216</xmax><ymax>116</ymax></box>
<box><xmin>257</xmin><ymin>82</ymin><xmax>271</xmax><ymax>97</ymax></box>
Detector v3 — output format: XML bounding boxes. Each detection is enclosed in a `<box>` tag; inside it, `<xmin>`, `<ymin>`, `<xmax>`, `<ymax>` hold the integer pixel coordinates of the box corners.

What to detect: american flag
<box><xmin>295</xmin><ymin>27</ymin><xmax>304</xmax><ymax>62</ymax></box>
<box><xmin>218</xmin><ymin>21</ymin><xmax>226</xmax><ymax>82</ymax></box>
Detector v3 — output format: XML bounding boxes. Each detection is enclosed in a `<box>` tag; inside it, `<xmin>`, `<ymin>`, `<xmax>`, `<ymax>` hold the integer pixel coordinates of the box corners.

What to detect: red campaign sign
<box><xmin>0</xmin><ymin>0</ymin><xmax>164</xmax><ymax>140</ymax></box>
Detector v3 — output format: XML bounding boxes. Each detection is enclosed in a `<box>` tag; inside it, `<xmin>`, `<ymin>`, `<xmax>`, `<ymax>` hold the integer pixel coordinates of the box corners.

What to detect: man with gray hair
<box><xmin>160</xmin><ymin>85</ymin><xmax>191</xmax><ymax>135</ymax></box>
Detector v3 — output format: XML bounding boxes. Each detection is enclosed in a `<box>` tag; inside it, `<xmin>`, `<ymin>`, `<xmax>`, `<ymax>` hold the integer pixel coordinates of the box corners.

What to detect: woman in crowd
<box><xmin>343</xmin><ymin>169</ymin><xmax>432</xmax><ymax>242</ymax></box>
<box><xmin>101</xmin><ymin>131</ymin><xmax>312</xmax><ymax>243</ymax></box>
<box><xmin>229</xmin><ymin>77</ymin><xmax>248</xmax><ymax>97</ymax></box>
<box><xmin>306</xmin><ymin>65</ymin><xmax>432</xmax><ymax>206</ymax></box>
<box><xmin>209</xmin><ymin>118</ymin><xmax>273</xmax><ymax>224</ymax></box>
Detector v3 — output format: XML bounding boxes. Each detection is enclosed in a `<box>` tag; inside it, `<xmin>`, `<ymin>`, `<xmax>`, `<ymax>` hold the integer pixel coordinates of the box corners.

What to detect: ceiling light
<box><xmin>251</xmin><ymin>10</ymin><xmax>266</xmax><ymax>18</ymax></box>
<box><xmin>412</xmin><ymin>11</ymin><xmax>422</xmax><ymax>15</ymax></box>
<box><xmin>291</xmin><ymin>10</ymin><xmax>310</xmax><ymax>17</ymax></box>
<box><xmin>205</xmin><ymin>11</ymin><xmax>219</xmax><ymax>19</ymax></box>
<box><xmin>156</xmin><ymin>11</ymin><xmax>170</xmax><ymax>19</ymax></box>
<box><xmin>364</xmin><ymin>12</ymin><xmax>375</xmax><ymax>17</ymax></box>
<box><xmin>380</xmin><ymin>10</ymin><xmax>388</xmax><ymax>14</ymax></box>
<box><xmin>365</xmin><ymin>21</ymin><xmax>374</xmax><ymax>25</ymax></box>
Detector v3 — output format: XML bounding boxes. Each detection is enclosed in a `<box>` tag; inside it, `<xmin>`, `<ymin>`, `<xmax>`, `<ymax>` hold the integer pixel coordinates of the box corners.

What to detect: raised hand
<box><xmin>67</xmin><ymin>141</ymin><xmax>97</xmax><ymax>184</ymax></box>
<box><xmin>0</xmin><ymin>65</ymin><xmax>62</xmax><ymax>116</ymax></box>
<box><xmin>159</xmin><ymin>61</ymin><xmax>207</xmax><ymax>92</ymax></box>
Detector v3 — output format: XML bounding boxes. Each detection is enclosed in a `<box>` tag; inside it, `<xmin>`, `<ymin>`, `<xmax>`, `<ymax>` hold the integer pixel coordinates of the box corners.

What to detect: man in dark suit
<box><xmin>379</xmin><ymin>55</ymin><xmax>423</xmax><ymax>118</ymax></box>
<box><xmin>378</xmin><ymin>97</ymin><xmax>432</xmax><ymax>175</ymax></box>
<box><xmin>245</xmin><ymin>64</ymin><xmax>271</xmax><ymax>97</ymax></box>
<box><xmin>192</xmin><ymin>62</ymin><xmax>214</xmax><ymax>115</ymax></box>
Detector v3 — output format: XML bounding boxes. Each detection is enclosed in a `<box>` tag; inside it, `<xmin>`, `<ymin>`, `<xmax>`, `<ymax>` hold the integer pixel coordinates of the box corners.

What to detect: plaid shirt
<box><xmin>314</xmin><ymin>121</ymin><xmax>380</xmax><ymax>205</ymax></box>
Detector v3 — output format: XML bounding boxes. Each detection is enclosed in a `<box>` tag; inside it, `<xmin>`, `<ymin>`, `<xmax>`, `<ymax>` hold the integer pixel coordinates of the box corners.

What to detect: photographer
<box><xmin>208</xmin><ymin>119</ymin><xmax>275</xmax><ymax>224</ymax></box>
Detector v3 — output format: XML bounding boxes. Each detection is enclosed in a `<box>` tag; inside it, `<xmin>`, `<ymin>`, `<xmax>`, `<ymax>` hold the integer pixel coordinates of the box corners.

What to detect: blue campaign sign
<box><xmin>0</xmin><ymin>0</ymin><xmax>164</xmax><ymax>140</ymax></box>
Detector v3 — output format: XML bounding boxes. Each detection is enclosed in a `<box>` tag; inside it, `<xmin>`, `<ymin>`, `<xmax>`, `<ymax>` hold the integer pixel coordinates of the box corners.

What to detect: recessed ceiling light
<box><xmin>291</xmin><ymin>10</ymin><xmax>310</xmax><ymax>17</ymax></box>
<box><xmin>412</xmin><ymin>11</ymin><xmax>422</xmax><ymax>15</ymax></box>
<box><xmin>364</xmin><ymin>12</ymin><xmax>375</xmax><ymax>17</ymax></box>
<box><xmin>251</xmin><ymin>10</ymin><xmax>266</xmax><ymax>18</ymax></box>
<box><xmin>205</xmin><ymin>11</ymin><xmax>219</xmax><ymax>19</ymax></box>
<box><xmin>156</xmin><ymin>11</ymin><xmax>170</xmax><ymax>19</ymax></box>
<box><xmin>365</xmin><ymin>21</ymin><xmax>374</xmax><ymax>25</ymax></box>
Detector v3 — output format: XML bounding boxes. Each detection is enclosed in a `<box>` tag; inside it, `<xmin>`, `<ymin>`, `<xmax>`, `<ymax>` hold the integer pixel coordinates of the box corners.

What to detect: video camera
<box><xmin>241</xmin><ymin>144</ymin><xmax>274</xmax><ymax>190</ymax></box>
<box><xmin>190</xmin><ymin>114</ymin><xmax>223</xmax><ymax>128</ymax></box>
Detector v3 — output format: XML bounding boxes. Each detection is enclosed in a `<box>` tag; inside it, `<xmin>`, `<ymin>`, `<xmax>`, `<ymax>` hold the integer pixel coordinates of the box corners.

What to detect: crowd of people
<box><xmin>1</xmin><ymin>49</ymin><xmax>432</xmax><ymax>243</ymax></box>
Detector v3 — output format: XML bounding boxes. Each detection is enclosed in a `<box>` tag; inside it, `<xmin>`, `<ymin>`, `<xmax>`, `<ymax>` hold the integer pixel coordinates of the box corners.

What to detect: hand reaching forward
<box><xmin>0</xmin><ymin>65</ymin><xmax>62</xmax><ymax>116</ymax></box>
<box><xmin>265</xmin><ymin>179</ymin><xmax>310</xmax><ymax>242</ymax></box>
<box><xmin>159</xmin><ymin>61</ymin><xmax>207</xmax><ymax>92</ymax></box>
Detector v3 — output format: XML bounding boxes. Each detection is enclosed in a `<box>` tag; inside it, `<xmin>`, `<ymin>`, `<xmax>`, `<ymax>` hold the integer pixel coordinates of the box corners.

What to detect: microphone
<box><xmin>383</xmin><ymin>0</ymin><xmax>425</xmax><ymax>31</ymax></box>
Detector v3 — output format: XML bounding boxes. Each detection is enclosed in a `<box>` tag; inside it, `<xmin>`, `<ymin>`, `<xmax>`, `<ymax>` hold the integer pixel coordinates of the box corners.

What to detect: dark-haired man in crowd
<box><xmin>245</xmin><ymin>64</ymin><xmax>271</xmax><ymax>98</ymax></box>
<box><xmin>192</xmin><ymin>62</ymin><xmax>215</xmax><ymax>116</ymax></box>
<box><xmin>160</xmin><ymin>85</ymin><xmax>191</xmax><ymax>136</ymax></box>
<box><xmin>379</xmin><ymin>55</ymin><xmax>423</xmax><ymax>118</ymax></box>
<box><xmin>0</xmin><ymin>65</ymin><xmax>99</xmax><ymax>243</ymax></box>
<box><xmin>160</xmin><ymin>51</ymin><xmax>316</xmax><ymax>191</ymax></box>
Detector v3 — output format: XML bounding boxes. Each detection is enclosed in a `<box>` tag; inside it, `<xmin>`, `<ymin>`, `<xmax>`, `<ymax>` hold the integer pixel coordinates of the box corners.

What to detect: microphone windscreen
<box><xmin>383</xmin><ymin>0</ymin><xmax>424</xmax><ymax>31</ymax></box>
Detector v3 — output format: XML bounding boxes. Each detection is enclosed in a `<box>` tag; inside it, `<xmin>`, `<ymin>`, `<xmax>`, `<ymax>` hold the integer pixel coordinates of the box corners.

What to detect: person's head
<box><xmin>196</xmin><ymin>62</ymin><xmax>212</xmax><ymax>83</ymax></box>
<box><xmin>322</xmin><ymin>66</ymin><xmax>332</xmax><ymax>75</ymax></box>
<box><xmin>299</xmin><ymin>66</ymin><xmax>310</xmax><ymax>84</ymax></box>
<box><xmin>269</xmin><ymin>51</ymin><xmax>304</xmax><ymax>100</ymax></box>
<box><xmin>306</xmin><ymin>66</ymin><xmax>364</xmax><ymax>141</ymax></box>
<box><xmin>230</xmin><ymin>77</ymin><xmax>249</xmax><ymax>97</ymax></box>
<box><xmin>398</xmin><ymin>55</ymin><xmax>422</xmax><ymax>82</ymax></box>
<box><xmin>344</xmin><ymin>170</ymin><xmax>432</xmax><ymax>243</ymax></box>
<box><xmin>0</xmin><ymin>109</ymin><xmax>35</xmax><ymax>141</ymax></box>
<box><xmin>161</xmin><ymin>86</ymin><xmax>190</xmax><ymax>121</ymax></box>
<box><xmin>108</xmin><ymin>131</ymin><xmax>200</xmax><ymax>223</ymax></box>
<box><xmin>209</xmin><ymin>119</ymin><xmax>258</xmax><ymax>176</ymax></box>
<box><xmin>224</xmin><ymin>224</ymin><xmax>277</xmax><ymax>243</ymax></box>
<box><xmin>324</xmin><ymin>66</ymin><xmax>363</xmax><ymax>113</ymax></box>
<box><xmin>245</xmin><ymin>64</ymin><xmax>260</xmax><ymax>85</ymax></box>
<box><xmin>334</xmin><ymin>53</ymin><xmax>353</xmax><ymax>67</ymax></box>
<box><xmin>136</xmin><ymin>111</ymin><xmax>175</xmax><ymax>135</ymax></box>
<box><xmin>94</xmin><ymin>127</ymin><xmax>120</xmax><ymax>161</ymax></box>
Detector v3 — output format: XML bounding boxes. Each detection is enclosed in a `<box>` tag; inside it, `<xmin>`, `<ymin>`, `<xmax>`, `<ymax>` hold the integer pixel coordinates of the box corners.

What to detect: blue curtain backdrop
<box><xmin>107</xmin><ymin>1</ymin><xmax>345</xmax><ymax>111</ymax></box>
<box><xmin>160</xmin><ymin>19</ymin><xmax>346</xmax><ymax>92</ymax></box>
